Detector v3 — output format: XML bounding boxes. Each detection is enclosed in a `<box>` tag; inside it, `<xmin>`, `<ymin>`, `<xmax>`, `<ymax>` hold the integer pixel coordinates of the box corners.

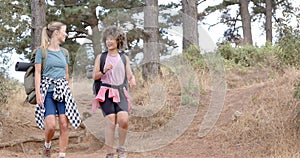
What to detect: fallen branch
<box><xmin>0</xmin><ymin>130</ymin><xmax>85</xmax><ymax>148</ymax></box>
<box><xmin>20</xmin><ymin>121</ymin><xmax>31</xmax><ymax>127</ymax></box>
<box><xmin>20</xmin><ymin>143</ymin><xmax>26</xmax><ymax>156</ymax></box>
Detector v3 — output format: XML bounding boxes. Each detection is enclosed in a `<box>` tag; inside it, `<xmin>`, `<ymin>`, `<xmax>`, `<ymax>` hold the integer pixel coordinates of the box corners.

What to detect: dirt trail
<box><xmin>2</xmin><ymin>64</ymin><xmax>300</xmax><ymax>158</ymax></box>
<box><xmin>0</xmin><ymin>80</ymin><xmax>268</xmax><ymax>158</ymax></box>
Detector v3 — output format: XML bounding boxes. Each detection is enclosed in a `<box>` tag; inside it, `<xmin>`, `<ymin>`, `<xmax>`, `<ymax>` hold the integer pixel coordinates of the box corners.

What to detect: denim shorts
<box><xmin>44</xmin><ymin>91</ymin><xmax>66</xmax><ymax>117</ymax></box>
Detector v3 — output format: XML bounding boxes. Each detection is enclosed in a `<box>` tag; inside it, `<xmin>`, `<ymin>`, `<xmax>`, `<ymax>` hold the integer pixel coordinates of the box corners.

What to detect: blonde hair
<box><xmin>41</xmin><ymin>21</ymin><xmax>66</xmax><ymax>49</ymax></box>
<box><xmin>102</xmin><ymin>26</ymin><xmax>127</xmax><ymax>50</ymax></box>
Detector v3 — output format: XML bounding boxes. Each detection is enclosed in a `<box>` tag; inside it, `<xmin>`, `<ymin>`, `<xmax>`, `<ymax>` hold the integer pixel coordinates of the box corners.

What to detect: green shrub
<box><xmin>218</xmin><ymin>43</ymin><xmax>273</xmax><ymax>67</ymax></box>
<box><xmin>0</xmin><ymin>74</ymin><xmax>18</xmax><ymax>105</ymax></box>
<box><xmin>276</xmin><ymin>26</ymin><xmax>300</xmax><ymax>67</ymax></box>
<box><xmin>0</xmin><ymin>75</ymin><xmax>9</xmax><ymax>105</ymax></box>
<box><xmin>294</xmin><ymin>80</ymin><xmax>300</xmax><ymax>99</ymax></box>
<box><xmin>184</xmin><ymin>45</ymin><xmax>207</xmax><ymax>71</ymax></box>
<box><xmin>294</xmin><ymin>82</ymin><xmax>300</xmax><ymax>127</ymax></box>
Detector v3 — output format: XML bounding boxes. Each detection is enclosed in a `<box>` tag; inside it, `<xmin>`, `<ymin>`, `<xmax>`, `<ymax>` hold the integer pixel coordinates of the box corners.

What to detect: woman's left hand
<box><xmin>129</xmin><ymin>75</ymin><xmax>136</xmax><ymax>87</ymax></box>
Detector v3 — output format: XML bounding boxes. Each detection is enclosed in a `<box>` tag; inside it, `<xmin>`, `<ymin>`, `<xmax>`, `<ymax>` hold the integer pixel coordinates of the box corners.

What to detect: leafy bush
<box><xmin>0</xmin><ymin>75</ymin><xmax>9</xmax><ymax>104</ymax></box>
<box><xmin>293</xmin><ymin>81</ymin><xmax>300</xmax><ymax>124</ymax></box>
<box><xmin>0</xmin><ymin>74</ymin><xmax>18</xmax><ymax>105</ymax></box>
<box><xmin>278</xmin><ymin>27</ymin><xmax>300</xmax><ymax>111</ymax></box>
<box><xmin>184</xmin><ymin>45</ymin><xmax>207</xmax><ymax>71</ymax></box>
<box><xmin>218</xmin><ymin>43</ymin><xmax>274</xmax><ymax>67</ymax></box>
<box><xmin>276</xmin><ymin>26</ymin><xmax>300</xmax><ymax>67</ymax></box>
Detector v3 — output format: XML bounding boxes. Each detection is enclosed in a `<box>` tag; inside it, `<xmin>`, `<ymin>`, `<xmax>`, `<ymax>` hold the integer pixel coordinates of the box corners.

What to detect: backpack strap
<box><xmin>101</xmin><ymin>51</ymin><xmax>128</xmax><ymax>89</ymax></box>
<box><xmin>119</xmin><ymin>51</ymin><xmax>127</xmax><ymax>67</ymax></box>
<box><xmin>99</xmin><ymin>51</ymin><xmax>127</xmax><ymax>73</ymax></box>
<box><xmin>41</xmin><ymin>48</ymin><xmax>47</xmax><ymax>71</ymax></box>
<box><xmin>93</xmin><ymin>52</ymin><xmax>107</xmax><ymax>95</ymax></box>
<box><xmin>40</xmin><ymin>47</ymin><xmax>68</xmax><ymax>72</ymax></box>
<box><xmin>119</xmin><ymin>51</ymin><xmax>128</xmax><ymax>89</ymax></box>
<box><xmin>60</xmin><ymin>47</ymin><xmax>69</xmax><ymax>63</ymax></box>
<box><xmin>100</xmin><ymin>52</ymin><xmax>108</xmax><ymax>74</ymax></box>
<box><xmin>93</xmin><ymin>51</ymin><xmax>128</xmax><ymax>95</ymax></box>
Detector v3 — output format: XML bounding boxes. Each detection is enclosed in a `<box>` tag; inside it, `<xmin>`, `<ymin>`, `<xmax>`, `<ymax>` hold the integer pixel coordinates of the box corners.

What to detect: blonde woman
<box><xmin>93</xmin><ymin>26</ymin><xmax>136</xmax><ymax>158</ymax></box>
<box><xmin>34</xmin><ymin>21</ymin><xmax>81</xmax><ymax>158</ymax></box>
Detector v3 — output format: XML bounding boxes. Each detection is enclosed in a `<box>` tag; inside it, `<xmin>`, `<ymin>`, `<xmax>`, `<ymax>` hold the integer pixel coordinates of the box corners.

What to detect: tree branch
<box><xmin>8</xmin><ymin>2</ymin><xmax>22</xmax><ymax>9</ymax></box>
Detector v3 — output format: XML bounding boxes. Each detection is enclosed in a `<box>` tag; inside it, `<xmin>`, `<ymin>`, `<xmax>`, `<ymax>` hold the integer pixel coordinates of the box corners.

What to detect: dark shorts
<box><xmin>44</xmin><ymin>91</ymin><xmax>66</xmax><ymax>117</ymax></box>
<box><xmin>100</xmin><ymin>89</ymin><xmax>128</xmax><ymax>116</ymax></box>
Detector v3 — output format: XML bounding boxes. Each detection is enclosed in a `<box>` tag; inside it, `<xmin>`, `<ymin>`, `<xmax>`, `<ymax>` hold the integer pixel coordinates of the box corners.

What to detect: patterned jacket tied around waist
<box><xmin>35</xmin><ymin>76</ymin><xmax>81</xmax><ymax>129</ymax></box>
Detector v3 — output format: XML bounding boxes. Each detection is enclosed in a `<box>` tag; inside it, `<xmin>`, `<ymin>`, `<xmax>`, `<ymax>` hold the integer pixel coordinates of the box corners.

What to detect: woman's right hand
<box><xmin>104</xmin><ymin>64</ymin><xmax>113</xmax><ymax>73</ymax></box>
<box><xmin>36</xmin><ymin>93</ymin><xmax>44</xmax><ymax>107</ymax></box>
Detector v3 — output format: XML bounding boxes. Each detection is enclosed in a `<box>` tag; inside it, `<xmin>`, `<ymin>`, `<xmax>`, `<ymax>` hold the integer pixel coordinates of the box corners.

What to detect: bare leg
<box><xmin>105</xmin><ymin>114</ymin><xmax>116</xmax><ymax>154</ymax></box>
<box><xmin>58</xmin><ymin>114</ymin><xmax>69</xmax><ymax>153</ymax></box>
<box><xmin>44</xmin><ymin>115</ymin><xmax>56</xmax><ymax>143</ymax></box>
<box><xmin>117</xmin><ymin>111</ymin><xmax>129</xmax><ymax>147</ymax></box>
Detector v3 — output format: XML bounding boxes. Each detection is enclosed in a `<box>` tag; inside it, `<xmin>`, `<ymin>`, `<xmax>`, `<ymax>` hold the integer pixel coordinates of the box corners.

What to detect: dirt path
<box><xmin>0</xmin><ymin>81</ymin><xmax>268</xmax><ymax>158</ymax></box>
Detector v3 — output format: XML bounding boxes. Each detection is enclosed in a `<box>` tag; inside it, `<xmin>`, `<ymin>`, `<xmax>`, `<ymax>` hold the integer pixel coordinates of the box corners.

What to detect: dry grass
<box><xmin>71</xmin><ymin>77</ymin><xmax>94</xmax><ymax>97</ymax></box>
<box><xmin>2</xmin><ymin>60</ymin><xmax>300</xmax><ymax>157</ymax></box>
<box><xmin>76</xmin><ymin>61</ymin><xmax>300</xmax><ymax>157</ymax></box>
<box><xmin>221</xmin><ymin>67</ymin><xmax>300</xmax><ymax>158</ymax></box>
<box><xmin>3</xmin><ymin>82</ymin><xmax>28</xmax><ymax>118</ymax></box>
<box><xmin>226</xmin><ymin>65</ymin><xmax>281</xmax><ymax>89</ymax></box>
<box><xmin>0</xmin><ymin>82</ymin><xmax>43</xmax><ymax>144</ymax></box>
<box><xmin>129</xmin><ymin>66</ymin><xmax>182</xmax><ymax>132</ymax></box>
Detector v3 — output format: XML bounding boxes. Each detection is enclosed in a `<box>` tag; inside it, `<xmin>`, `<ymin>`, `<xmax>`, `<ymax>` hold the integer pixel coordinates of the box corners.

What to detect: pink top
<box><xmin>101</xmin><ymin>54</ymin><xmax>125</xmax><ymax>85</ymax></box>
<box><xmin>91</xmin><ymin>53</ymin><xmax>131</xmax><ymax>113</ymax></box>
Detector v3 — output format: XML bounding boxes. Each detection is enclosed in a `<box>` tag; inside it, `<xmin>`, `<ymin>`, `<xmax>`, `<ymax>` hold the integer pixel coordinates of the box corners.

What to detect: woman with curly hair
<box><xmin>92</xmin><ymin>26</ymin><xmax>136</xmax><ymax>158</ymax></box>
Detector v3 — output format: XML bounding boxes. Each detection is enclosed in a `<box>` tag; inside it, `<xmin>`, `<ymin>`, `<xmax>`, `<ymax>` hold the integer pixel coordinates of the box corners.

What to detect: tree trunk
<box><xmin>182</xmin><ymin>0</ymin><xmax>199</xmax><ymax>50</ymax></box>
<box><xmin>239</xmin><ymin>0</ymin><xmax>253</xmax><ymax>45</ymax></box>
<box><xmin>265</xmin><ymin>0</ymin><xmax>272</xmax><ymax>43</ymax></box>
<box><xmin>142</xmin><ymin>0</ymin><xmax>160</xmax><ymax>80</ymax></box>
<box><xmin>90</xmin><ymin>5</ymin><xmax>102</xmax><ymax>57</ymax></box>
<box><xmin>31</xmin><ymin>0</ymin><xmax>46</xmax><ymax>51</ymax></box>
<box><xmin>92</xmin><ymin>26</ymin><xmax>102</xmax><ymax>56</ymax></box>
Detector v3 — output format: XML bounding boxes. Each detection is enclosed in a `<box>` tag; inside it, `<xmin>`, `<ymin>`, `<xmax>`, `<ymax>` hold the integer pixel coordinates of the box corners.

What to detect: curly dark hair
<box><xmin>102</xmin><ymin>26</ymin><xmax>127</xmax><ymax>50</ymax></box>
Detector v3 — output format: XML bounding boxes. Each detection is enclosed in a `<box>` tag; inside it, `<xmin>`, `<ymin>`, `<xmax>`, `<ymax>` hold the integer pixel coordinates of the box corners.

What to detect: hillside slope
<box><xmin>0</xmin><ymin>67</ymin><xmax>299</xmax><ymax>158</ymax></box>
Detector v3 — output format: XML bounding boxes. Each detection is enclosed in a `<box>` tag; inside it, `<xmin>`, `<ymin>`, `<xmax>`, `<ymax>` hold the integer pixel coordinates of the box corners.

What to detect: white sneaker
<box><xmin>106</xmin><ymin>153</ymin><xmax>114</xmax><ymax>158</ymax></box>
<box><xmin>117</xmin><ymin>147</ymin><xmax>126</xmax><ymax>158</ymax></box>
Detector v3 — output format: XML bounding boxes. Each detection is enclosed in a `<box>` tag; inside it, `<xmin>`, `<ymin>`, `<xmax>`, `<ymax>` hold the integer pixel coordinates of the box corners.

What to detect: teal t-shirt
<box><xmin>34</xmin><ymin>48</ymin><xmax>69</xmax><ymax>91</ymax></box>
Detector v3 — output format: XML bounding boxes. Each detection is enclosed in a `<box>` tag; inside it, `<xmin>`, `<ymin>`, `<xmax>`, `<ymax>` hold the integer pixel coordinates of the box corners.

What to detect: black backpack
<box><xmin>93</xmin><ymin>51</ymin><xmax>127</xmax><ymax>95</ymax></box>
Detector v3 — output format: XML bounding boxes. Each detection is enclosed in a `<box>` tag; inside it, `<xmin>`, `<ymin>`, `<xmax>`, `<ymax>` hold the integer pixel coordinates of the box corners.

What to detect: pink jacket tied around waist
<box><xmin>92</xmin><ymin>86</ymin><xmax>131</xmax><ymax>113</ymax></box>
